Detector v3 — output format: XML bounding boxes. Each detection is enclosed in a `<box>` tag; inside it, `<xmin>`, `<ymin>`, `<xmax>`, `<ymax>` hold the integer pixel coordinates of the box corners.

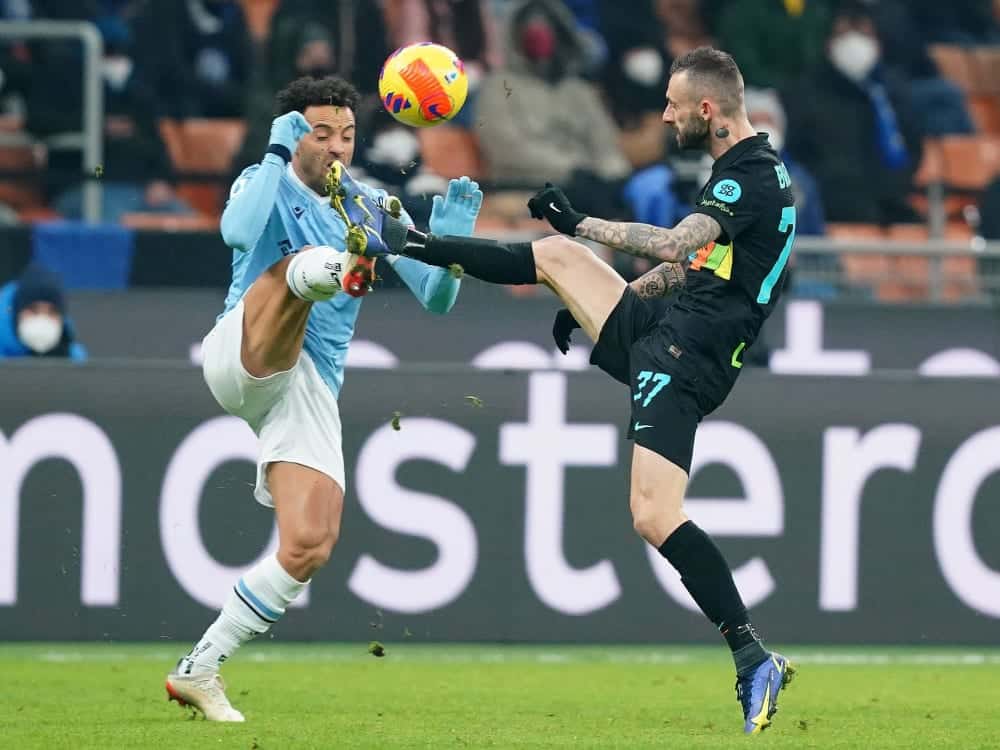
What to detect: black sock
<box><xmin>397</xmin><ymin>230</ymin><xmax>538</xmax><ymax>285</ymax></box>
<box><xmin>658</xmin><ymin>521</ymin><xmax>768</xmax><ymax>675</ymax></box>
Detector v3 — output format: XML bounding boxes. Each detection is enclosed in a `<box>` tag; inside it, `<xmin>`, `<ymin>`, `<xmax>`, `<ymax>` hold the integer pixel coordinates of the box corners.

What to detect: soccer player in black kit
<box><xmin>372</xmin><ymin>47</ymin><xmax>797</xmax><ymax>735</ymax></box>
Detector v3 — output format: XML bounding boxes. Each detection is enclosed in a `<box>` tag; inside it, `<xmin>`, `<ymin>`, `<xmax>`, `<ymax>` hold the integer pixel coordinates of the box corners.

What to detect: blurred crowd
<box><xmin>1</xmin><ymin>1</ymin><xmax>1000</xmax><ymax>279</ymax></box>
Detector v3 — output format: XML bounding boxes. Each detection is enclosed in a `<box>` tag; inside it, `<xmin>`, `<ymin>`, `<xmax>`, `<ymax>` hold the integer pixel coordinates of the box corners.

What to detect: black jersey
<box><xmin>666</xmin><ymin>133</ymin><xmax>795</xmax><ymax>386</ymax></box>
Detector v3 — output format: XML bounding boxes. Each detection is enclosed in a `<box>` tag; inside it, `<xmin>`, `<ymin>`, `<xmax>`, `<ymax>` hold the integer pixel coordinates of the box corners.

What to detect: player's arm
<box><xmin>391</xmin><ymin>177</ymin><xmax>483</xmax><ymax>313</ymax></box>
<box><xmin>220</xmin><ymin>112</ymin><xmax>311</xmax><ymax>251</ymax></box>
<box><xmin>388</xmin><ymin>256</ymin><xmax>460</xmax><ymax>313</ymax></box>
<box><xmin>526</xmin><ymin>184</ymin><xmax>721</xmax><ymax>263</ymax></box>
<box><xmin>577</xmin><ymin>214</ymin><xmax>721</xmax><ymax>264</ymax></box>
<box><xmin>628</xmin><ymin>260</ymin><xmax>688</xmax><ymax>299</ymax></box>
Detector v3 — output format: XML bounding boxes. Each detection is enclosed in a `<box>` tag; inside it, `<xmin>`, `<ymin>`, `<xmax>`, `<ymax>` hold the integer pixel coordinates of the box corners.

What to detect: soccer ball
<box><xmin>378</xmin><ymin>43</ymin><xmax>468</xmax><ymax>128</ymax></box>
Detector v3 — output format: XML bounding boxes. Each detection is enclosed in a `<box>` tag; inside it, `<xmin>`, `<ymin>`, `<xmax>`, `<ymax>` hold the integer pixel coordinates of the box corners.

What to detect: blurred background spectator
<box><xmin>744</xmin><ymin>87</ymin><xmax>825</xmax><ymax>236</ymax></box>
<box><xmin>782</xmin><ymin>0</ymin><xmax>923</xmax><ymax>225</ymax></box>
<box><xmin>477</xmin><ymin>0</ymin><xmax>630</xmax><ymax>219</ymax></box>
<box><xmin>0</xmin><ymin>0</ymin><xmax>996</xmax><ymax>303</ymax></box>
<box><xmin>0</xmin><ymin>264</ymin><xmax>86</xmax><ymax>360</ymax></box>
<box><xmin>716</xmin><ymin>0</ymin><xmax>831</xmax><ymax>90</ymax></box>
<box><xmin>135</xmin><ymin>0</ymin><xmax>251</xmax><ymax>119</ymax></box>
<box><xmin>23</xmin><ymin>0</ymin><xmax>193</xmax><ymax>222</ymax></box>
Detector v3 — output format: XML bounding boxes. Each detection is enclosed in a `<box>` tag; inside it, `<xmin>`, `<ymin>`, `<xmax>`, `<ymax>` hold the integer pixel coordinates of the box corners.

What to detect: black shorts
<box><xmin>590</xmin><ymin>288</ymin><xmax>711</xmax><ymax>474</ymax></box>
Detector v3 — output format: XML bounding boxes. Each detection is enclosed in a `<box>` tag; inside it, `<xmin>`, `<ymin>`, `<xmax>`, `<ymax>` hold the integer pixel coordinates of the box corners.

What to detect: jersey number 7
<box><xmin>757</xmin><ymin>205</ymin><xmax>796</xmax><ymax>305</ymax></box>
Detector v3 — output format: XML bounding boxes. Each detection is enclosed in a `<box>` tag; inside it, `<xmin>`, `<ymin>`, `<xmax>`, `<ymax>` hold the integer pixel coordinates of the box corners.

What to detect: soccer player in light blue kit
<box><xmin>165</xmin><ymin>76</ymin><xmax>482</xmax><ymax>721</ymax></box>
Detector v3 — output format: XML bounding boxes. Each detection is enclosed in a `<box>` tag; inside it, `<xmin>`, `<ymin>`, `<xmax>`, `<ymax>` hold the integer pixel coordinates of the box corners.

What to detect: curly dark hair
<box><xmin>274</xmin><ymin>76</ymin><xmax>361</xmax><ymax>116</ymax></box>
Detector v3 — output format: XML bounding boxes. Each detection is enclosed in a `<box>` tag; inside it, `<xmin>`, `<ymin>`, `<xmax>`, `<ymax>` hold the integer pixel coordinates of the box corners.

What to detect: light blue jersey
<box><xmin>219</xmin><ymin>153</ymin><xmax>460</xmax><ymax>397</ymax></box>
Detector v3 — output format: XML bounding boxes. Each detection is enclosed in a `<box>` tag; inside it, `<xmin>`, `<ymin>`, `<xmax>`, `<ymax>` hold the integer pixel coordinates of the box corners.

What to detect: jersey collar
<box><xmin>711</xmin><ymin>133</ymin><xmax>769</xmax><ymax>175</ymax></box>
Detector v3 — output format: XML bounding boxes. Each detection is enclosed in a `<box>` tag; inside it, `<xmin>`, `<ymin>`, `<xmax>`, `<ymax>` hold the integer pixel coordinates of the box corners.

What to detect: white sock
<box><xmin>179</xmin><ymin>555</ymin><xmax>308</xmax><ymax>675</ymax></box>
<box><xmin>285</xmin><ymin>245</ymin><xmax>353</xmax><ymax>301</ymax></box>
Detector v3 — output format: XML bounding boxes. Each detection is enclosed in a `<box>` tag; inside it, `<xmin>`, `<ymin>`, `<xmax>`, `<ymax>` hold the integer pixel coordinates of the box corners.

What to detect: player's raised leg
<box><xmin>386</xmin><ymin>225</ymin><xmax>629</xmax><ymax>345</ymax></box>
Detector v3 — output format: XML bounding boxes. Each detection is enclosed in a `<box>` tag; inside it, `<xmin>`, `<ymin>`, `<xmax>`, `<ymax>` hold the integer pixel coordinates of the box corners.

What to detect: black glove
<box><xmin>552</xmin><ymin>308</ymin><xmax>581</xmax><ymax>355</ymax></box>
<box><xmin>527</xmin><ymin>183</ymin><xmax>587</xmax><ymax>235</ymax></box>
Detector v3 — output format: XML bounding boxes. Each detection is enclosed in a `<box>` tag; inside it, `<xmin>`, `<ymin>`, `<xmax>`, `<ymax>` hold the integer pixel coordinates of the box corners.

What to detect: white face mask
<box><xmin>829</xmin><ymin>31</ymin><xmax>879</xmax><ymax>82</ymax></box>
<box><xmin>622</xmin><ymin>47</ymin><xmax>663</xmax><ymax>87</ymax></box>
<box><xmin>18</xmin><ymin>314</ymin><xmax>63</xmax><ymax>354</ymax></box>
<box><xmin>758</xmin><ymin>125</ymin><xmax>785</xmax><ymax>153</ymax></box>
<box><xmin>102</xmin><ymin>56</ymin><xmax>134</xmax><ymax>91</ymax></box>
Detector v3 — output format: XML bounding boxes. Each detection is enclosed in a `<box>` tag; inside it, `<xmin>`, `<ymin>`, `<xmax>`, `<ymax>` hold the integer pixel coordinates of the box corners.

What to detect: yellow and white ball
<box><xmin>378</xmin><ymin>43</ymin><xmax>468</xmax><ymax>128</ymax></box>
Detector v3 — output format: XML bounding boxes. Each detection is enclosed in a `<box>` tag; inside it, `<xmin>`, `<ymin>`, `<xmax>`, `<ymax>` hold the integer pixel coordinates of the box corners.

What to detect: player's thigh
<box><xmin>629</xmin><ymin>443</ymin><xmax>690</xmax><ymax>544</ymax></box>
<box><xmin>252</xmin><ymin>351</ymin><xmax>347</xmax><ymax>514</ymax></box>
<box><xmin>202</xmin><ymin>298</ymin><xmax>296</xmax><ymax>425</ymax></box>
<box><xmin>627</xmin><ymin>351</ymin><xmax>700</xmax><ymax>543</ymax></box>
<box><xmin>240</xmin><ymin>251</ymin><xmax>313</xmax><ymax>377</ymax></box>
<box><xmin>532</xmin><ymin>234</ymin><xmax>628</xmax><ymax>342</ymax></box>
<box><xmin>269</xmin><ymin>461</ymin><xmax>344</xmax><ymax>551</ymax></box>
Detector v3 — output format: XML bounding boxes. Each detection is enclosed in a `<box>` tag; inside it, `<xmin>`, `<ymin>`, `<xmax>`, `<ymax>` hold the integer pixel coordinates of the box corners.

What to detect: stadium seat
<box><xmin>939</xmin><ymin>135</ymin><xmax>1000</xmax><ymax>190</ymax></box>
<box><xmin>418</xmin><ymin>126</ymin><xmax>485</xmax><ymax>180</ymax></box>
<box><xmin>0</xmin><ymin>142</ymin><xmax>44</xmax><ymax>211</ymax></box>
<box><xmin>967</xmin><ymin>94</ymin><xmax>1000</xmax><ymax>134</ymax></box>
<box><xmin>239</xmin><ymin>0</ymin><xmax>279</xmax><ymax>41</ymax></box>
<box><xmin>914</xmin><ymin>138</ymin><xmax>944</xmax><ymax>186</ymax></box>
<box><xmin>120</xmin><ymin>212</ymin><xmax>220</xmax><ymax>232</ymax></box>
<box><xmin>970</xmin><ymin>47</ymin><xmax>1000</xmax><ymax>94</ymax></box>
<box><xmin>929</xmin><ymin>45</ymin><xmax>978</xmax><ymax>92</ymax></box>
<box><xmin>162</xmin><ymin>118</ymin><xmax>247</xmax><ymax>216</ymax></box>
<box><xmin>174</xmin><ymin>119</ymin><xmax>247</xmax><ymax>173</ymax></box>
<box><xmin>827</xmin><ymin>224</ymin><xmax>891</xmax><ymax>296</ymax></box>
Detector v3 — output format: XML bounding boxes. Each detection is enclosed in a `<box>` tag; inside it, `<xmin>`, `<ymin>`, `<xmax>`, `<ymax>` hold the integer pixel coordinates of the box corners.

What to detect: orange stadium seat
<box><xmin>239</xmin><ymin>0</ymin><xmax>279</xmax><ymax>41</ymax></box>
<box><xmin>929</xmin><ymin>45</ymin><xmax>978</xmax><ymax>92</ymax></box>
<box><xmin>939</xmin><ymin>135</ymin><xmax>1000</xmax><ymax>190</ymax></box>
<box><xmin>967</xmin><ymin>94</ymin><xmax>1000</xmax><ymax>134</ymax></box>
<box><xmin>827</xmin><ymin>223</ymin><xmax>891</xmax><ymax>295</ymax></box>
<box><xmin>970</xmin><ymin>47</ymin><xmax>1000</xmax><ymax>94</ymax></box>
<box><xmin>161</xmin><ymin>118</ymin><xmax>247</xmax><ymax>216</ymax></box>
<box><xmin>0</xmin><ymin>142</ymin><xmax>44</xmax><ymax>211</ymax></box>
<box><xmin>119</xmin><ymin>212</ymin><xmax>220</xmax><ymax>232</ymax></box>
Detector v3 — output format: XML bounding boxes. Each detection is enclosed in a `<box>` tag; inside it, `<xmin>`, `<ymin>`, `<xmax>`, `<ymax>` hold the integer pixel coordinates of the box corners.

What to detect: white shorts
<box><xmin>201</xmin><ymin>299</ymin><xmax>345</xmax><ymax>507</ymax></box>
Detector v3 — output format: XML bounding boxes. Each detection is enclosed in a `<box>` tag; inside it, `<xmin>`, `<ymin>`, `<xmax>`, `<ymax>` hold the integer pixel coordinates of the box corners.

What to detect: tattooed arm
<box><xmin>576</xmin><ymin>213</ymin><xmax>722</xmax><ymax>263</ymax></box>
<box><xmin>629</xmin><ymin>261</ymin><xmax>687</xmax><ymax>299</ymax></box>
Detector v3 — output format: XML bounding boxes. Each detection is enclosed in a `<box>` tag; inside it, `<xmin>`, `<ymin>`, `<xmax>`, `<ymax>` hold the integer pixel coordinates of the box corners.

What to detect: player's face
<box><xmin>294</xmin><ymin>104</ymin><xmax>356</xmax><ymax>194</ymax></box>
<box><xmin>663</xmin><ymin>71</ymin><xmax>710</xmax><ymax>151</ymax></box>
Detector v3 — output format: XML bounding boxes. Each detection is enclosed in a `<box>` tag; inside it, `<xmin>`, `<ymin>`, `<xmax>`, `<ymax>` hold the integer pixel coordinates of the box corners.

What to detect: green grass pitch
<box><xmin>2</xmin><ymin>644</ymin><xmax>999</xmax><ymax>749</ymax></box>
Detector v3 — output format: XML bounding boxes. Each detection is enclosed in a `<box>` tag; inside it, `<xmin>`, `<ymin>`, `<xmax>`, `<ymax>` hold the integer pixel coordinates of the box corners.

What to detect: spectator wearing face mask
<box><xmin>782</xmin><ymin>0</ymin><xmax>922</xmax><ymax>225</ymax></box>
<box><xmin>0</xmin><ymin>265</ymin><xmax>87</xmax><ymax>361</ymax></box>
<box><xmin>477</xmin><ymin>0</ymin><xmax>631</xmax><ymax>218</ymax></box>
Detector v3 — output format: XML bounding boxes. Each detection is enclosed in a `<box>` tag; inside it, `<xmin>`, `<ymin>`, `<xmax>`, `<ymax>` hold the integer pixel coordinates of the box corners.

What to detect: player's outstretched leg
<box><xmin>630</xmin><ymin>445</ymin><xmax>794</xmax><ymax>735</ymax></box>
<box><xmin>381</xmin><ymin>224</ymin><xmax>628</xmax><ymax>342</ymax></box>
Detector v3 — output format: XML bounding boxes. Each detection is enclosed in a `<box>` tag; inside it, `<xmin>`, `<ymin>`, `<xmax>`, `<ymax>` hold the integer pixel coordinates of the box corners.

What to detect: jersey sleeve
<box><xmin>691</xmin><ymin>162</ymin><xmax>762</xmax><ymax>243</ymax></box>
<box><xmin>220</xmin><ymin>155</ymin><xmax>284</xmax><ymax>251</ymax></box>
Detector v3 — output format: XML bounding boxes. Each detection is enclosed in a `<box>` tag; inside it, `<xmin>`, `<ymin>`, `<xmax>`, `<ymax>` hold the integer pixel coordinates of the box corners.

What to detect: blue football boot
<box><xmin>735</xmin><ymin>652</ymin><xmax>796</xmax><ymax>735</ymax></box>
<box><xmin>325</xmin><ymin>160</ymin><xmax>403</xmax><ymax>258</ymax></box>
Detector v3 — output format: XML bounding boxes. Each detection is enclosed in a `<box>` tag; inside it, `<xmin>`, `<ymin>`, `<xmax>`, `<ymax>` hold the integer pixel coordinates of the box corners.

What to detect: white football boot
<box><xmin>166</xmin><ymin>670</ymin><xmax>246</xmax><ymax>722</ymax></box>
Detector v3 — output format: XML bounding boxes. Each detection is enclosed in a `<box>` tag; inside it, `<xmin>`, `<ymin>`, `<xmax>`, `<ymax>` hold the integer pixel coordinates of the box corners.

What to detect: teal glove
<box><xmin>269</xmin><ymin>111</ymin><xmax>312</xmax><ymax>153</ymax></box>
<box><xmin>429</xmin><ymin>176</ymin><xmax>483</xmax><ymax>237</ymax></box>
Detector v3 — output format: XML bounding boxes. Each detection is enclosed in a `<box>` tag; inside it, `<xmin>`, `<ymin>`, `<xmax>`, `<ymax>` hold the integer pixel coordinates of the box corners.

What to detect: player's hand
<box><xmin>528</xmin><ymin>183</ymin><xmax>586</xmax><ymax>236</ymax></box>
<box><xmin>429</xmin><ymin>176</ymin><xmax>483</xmax><ymax>237</ymax></box>
<box><xmin>269</xmin><ymin>111</ymin><xmax>312</xmax><ymax>152</ymax></box>
<box><xmin>552</xmin><ymin>308</ymin><xmax>581</xmax><ymax>355</ymax></box>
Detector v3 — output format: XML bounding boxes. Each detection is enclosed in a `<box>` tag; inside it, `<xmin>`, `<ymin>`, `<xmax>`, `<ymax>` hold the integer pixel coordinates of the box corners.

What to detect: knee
<box><xmin>630</xmin><ymin>490</ymin><xmax>686</xmax><ymax>547</ymax></box>
<box><xmin>281</xmin><ymin>524</ymin><xmax>339</xmax><ymax>575</ymax></box>
<box><xmin>631</xmin><ymin>497</ymin><xmax>664</xmax><ymax>546</ymax></box>
<box><xmin>533</xmin><ymin>234</ymin><xmax>588</xmax><ymax>273</ymax></box>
